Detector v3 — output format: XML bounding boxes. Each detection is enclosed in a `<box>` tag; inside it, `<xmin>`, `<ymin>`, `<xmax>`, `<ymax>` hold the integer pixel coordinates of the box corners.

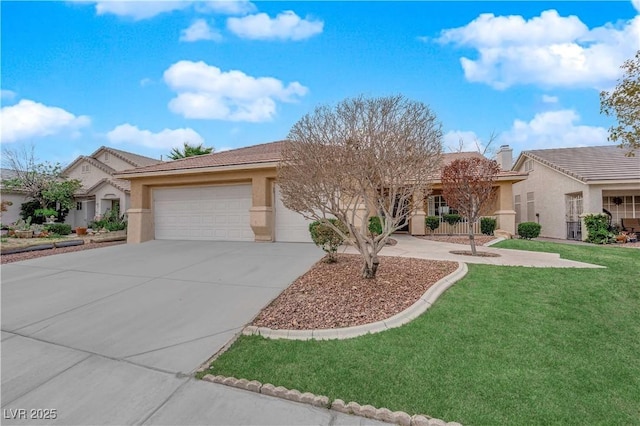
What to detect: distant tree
<box><xmin>600</xmin><ymin>50</ymin><xmax>640</xmax><ymax>156</ymax></box>
<box><xmin>168</xmin><ymin>142</ymin><xmax>214</xmax><ymax>160</ymax></box>
<box><xmin>1</xmin><ymin>145</ymin><xmax>81</xmax><ymax>221</ymax></box>
<box><xmin>441</xmin><ymin>157</ymin><xmax>500</xmax><ymax>255</ymax></box>
<box><xmin>278</xmin><ymin>95</ymin><xmax>443</xmax><ymax>278</ymax></box>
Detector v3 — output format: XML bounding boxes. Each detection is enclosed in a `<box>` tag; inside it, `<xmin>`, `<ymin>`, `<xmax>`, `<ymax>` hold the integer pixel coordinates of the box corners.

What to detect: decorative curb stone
<box><xmin>243</xmin><ymin>262</ymin><xmax>468</xmax><ymax>341</ymax></box>
<box><xmin>202</xmin><ymin>374</ymin><xmax>462</xmax><ymax>425</ymax></box>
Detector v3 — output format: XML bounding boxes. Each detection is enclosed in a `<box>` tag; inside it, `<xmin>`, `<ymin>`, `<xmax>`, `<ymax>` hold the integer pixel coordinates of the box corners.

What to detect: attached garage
<box><xmin>274</xmin><ymin>185</ymin><xmax>313</xmax><ymax>242</ymax></box>
<box><xmin>153</xmin><ymin>185</ymin><xmax>253</xmax><ymax>241</ymax></box>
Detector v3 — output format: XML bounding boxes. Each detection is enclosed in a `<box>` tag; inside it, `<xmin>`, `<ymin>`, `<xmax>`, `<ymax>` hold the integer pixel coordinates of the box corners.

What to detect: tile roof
<box><xmin>517</xmin><ymin>145</ymin><xmax>640</xmax><ymax>182</ymax></box>
<box><xmin>115</xmin><ymin>140</ymin><xmax>527</xmax><ymax>182</ymax></box>
<box><xmin>96</xmin><ymin>146</ymin><xmax>163</xmax><ymax>167</ymax></box>
<box><xmin>77</xmin><ymin>178</ymin><xmax>131</xmax><ymax>196</ymax></box>
<box><xmin>117</xmin><ymin>140</ymin><xmax>287</xmax><ymax>176</ymax></box>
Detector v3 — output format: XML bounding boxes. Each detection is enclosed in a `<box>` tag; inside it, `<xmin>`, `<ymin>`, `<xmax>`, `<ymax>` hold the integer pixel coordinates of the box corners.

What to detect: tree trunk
<box><xmin>361</xmin><ymin>255</ymin><xmax>379</xmax><ymax>279</ymax></box>
<box><xmin>359</xmin><ymin>245</ymin><xmax>380</xmax><ymax>279</ymax></box>
<box><xmin>469</xmin><ymin>224</ymin><xmax>477</xmax><ymax>256</ymax></box>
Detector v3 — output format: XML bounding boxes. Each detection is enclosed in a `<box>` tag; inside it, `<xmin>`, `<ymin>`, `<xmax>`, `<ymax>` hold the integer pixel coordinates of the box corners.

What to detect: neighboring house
<box><xmin>512</xmin><ymin>145</ymin><xmax>640</xmax><ymax>240</ymax></box>
<box><xmin>0</xmin><ymin>168</ymin><xmax>29</xmax><ymax>226</ymax></box>
<box><xmin>62</xmin><ymin>147</ymin><xmax>162</xmax><ymax>228</ymax></box>
<box><xmin>115</xmin><ymin>141</ymin><xmax>527</xmax><ymax>244</ymax></box>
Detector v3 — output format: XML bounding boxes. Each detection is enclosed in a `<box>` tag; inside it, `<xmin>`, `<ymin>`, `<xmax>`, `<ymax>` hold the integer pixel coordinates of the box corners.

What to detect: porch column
<box><xmin>250</xmin><ymin>176</ymin><xmax>273</xmax><ymax>242</ymax></box>
<box><xmin>126</xmin><ymin>182</ymin><xmax>154</xmax><ymax>243</ymax></box>
<box><xmin>494</xmin><ymin>181</ymin><xmax>516</xmax><ymax>236</ymax></box>
<box><xmin>410</xmin><ymin>189</ymin><xmax>426</xmax><ymax>236</ymax></box>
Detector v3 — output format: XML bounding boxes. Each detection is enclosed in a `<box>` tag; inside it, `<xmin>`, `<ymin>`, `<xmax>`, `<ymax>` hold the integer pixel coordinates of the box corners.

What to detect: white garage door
<box><xmin>154</xmin><ymin>185</ymin><xmax>254</xmax><ymax>241</ymax></box>
<box><xmin>274</xmin><ymin>185</ymin><xmax>313</xmax><ymax>242</ymax></box>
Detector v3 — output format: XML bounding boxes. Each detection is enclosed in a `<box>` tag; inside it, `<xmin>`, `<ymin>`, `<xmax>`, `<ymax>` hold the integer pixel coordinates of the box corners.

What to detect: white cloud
<box><xmin>195</xmin><ymin>1</ymin><xmax>256</xmax><ymax>15</ymax></box>
<box><xmin>443</xmin><ymin>130</ymin><xmax>487</xmax><ymax>153</ymax></box>
<box><xmin>180</xmin><ymin>19</ymin><xmax>222</xmax><ymax>42</ymax></box>
<box><xmin>163</xmin><ymin>60</ymin><xmax>308</xmax><ymax>122</ymax></box>
<box><xmin>94</xmin><ymin>1</ymin><xmax>191</xmax><ymax>20</ymax></box>
<box><xmin>542</xmin><ymin>95</ymin><xmax>559</xmax><ymax>103</ymax></box>
<box><xmin>1</xmin><ymin>89</ymin><xmax>16</xmax><ymax>100</ymax></box>
<box><xmin>501</xmin><ymin>109</ymin><xmax>608</xmax><ymax>150</ymax></box>
<box><xmin>227</xmin><ymin>10</ymin><xmax>323</xmax><ymax>40</ymax></box>
<box><xmin>633</xmin><ymin>0</ymin><xmax>640</xmax><ymax>13</ymax></box>
<box><xmin>439</xmin><ymin>10</ymin><xmax>640</xmax><ymax>90</ymax></box>
<box><xmin>0</xmin><ymin>99</ymin><xmax>90</xmax><ymax>143</ymax></box>
<box><xmin>106</xmin><ymin>123</ymin><xmax>204</xmax><ymax>149</ymax></box>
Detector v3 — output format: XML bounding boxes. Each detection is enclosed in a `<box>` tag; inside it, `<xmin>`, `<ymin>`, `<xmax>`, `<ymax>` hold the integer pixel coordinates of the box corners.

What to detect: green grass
<box><xmin>202</xmin><ymin>241</ymin><xmax>640</xmax><ymax>424</ymax></box>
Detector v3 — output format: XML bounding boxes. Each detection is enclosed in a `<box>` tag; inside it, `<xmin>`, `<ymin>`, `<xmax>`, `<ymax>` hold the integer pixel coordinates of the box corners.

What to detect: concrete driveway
<box><xmin>1</xmin><ymin>241</ymin><xmax>388</xmax><ymax>425</ymax></box>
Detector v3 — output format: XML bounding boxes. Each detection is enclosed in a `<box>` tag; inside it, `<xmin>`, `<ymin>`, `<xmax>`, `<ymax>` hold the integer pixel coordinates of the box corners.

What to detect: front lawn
<box><xmin>201</xmin><ymin>241</ymin><xmax>640</xmax><ymax>424</ymax></box>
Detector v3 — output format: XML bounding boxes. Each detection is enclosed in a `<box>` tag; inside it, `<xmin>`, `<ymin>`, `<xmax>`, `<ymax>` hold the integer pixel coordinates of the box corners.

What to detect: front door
<box><xmin>566</xmin><ymin>193</ymin><xmax>583</xmax><ymax>240</ymax></box>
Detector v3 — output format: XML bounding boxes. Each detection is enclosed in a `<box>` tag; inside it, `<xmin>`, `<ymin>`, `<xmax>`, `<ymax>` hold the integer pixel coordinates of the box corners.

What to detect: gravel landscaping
<box><xmin>252</xmin><ymin>254</ymin><xmax>458</xmax><ymax>330</ymax></box>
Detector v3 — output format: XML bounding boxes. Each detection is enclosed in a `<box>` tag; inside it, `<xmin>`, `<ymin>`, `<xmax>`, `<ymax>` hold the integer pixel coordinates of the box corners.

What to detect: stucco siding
<box><xmin>65</xmin><ymin>160</ymin><xmax>112</xmax><ymax>189</ymax></box>
<box><xmin>513</xmin><ymin>160</ymin><xmax>588</xmax><ymax>239</ymax></box>
<box><xmin>97</xmin><ymin>153</ymin><xmax>133</xmax><ymax>171</ymax></box>
<box><xmin>1</xmin><ymin>192</ymin><xmax>29</xmax><ymax>225</ymax></box>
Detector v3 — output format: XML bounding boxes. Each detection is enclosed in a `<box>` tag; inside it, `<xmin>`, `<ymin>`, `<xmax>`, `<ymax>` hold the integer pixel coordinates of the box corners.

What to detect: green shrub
<box><xmin>425</xmin><ymin>216</ymin><xmax>440</xmax><ymax>232</ymax></box>
<box><xmin>309</xmin><ymin>219</ymin><xmax>348</xmax><ymax>263</ymax></box>
<box><xmin>517</xmin><ymin>222</ymin><xmax>541</xmax><ymax>239</ymax></box>
<box><xmin>45</xmin><ymin>223</ymin><xmax>72</xmax><ymax>236</ymax></box>
<box><xmin>583</xmin><ymin>214</ymin><xmax>615</xmax><ymax>244</ymax></box>
<box><xmin>480</xmin><ymin>217</ymin><xmax>497</xmax><ymax>236</ymax></box>
<box><xmin>91</xmin><ymin>209</ymin><xmax>127</xmax><ymax>231</ymax></box>
<box><xmin>21</xmin><ymin>200</ymin><xmax>43</xmax><ymax>224</ymax></box>
<box><xmin>368</xmin><ymin>216</ymin><xmax>383</xmax><ymax>236</ymax></box>
<box><xmin>442</xmin><ymin>213</ymin><xmax>461</xmax><ymax>226</ymax></box>
<box><xmin>34</xmin><ymin>208</ymin><xmax>58</xmax><ymax>220</ymax></box>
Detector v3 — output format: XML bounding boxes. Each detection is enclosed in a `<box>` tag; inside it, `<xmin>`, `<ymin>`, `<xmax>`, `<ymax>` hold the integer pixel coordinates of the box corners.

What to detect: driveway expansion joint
<box><xmin>201</xmin><ymin>374</ymin><xmax>463</xmax><ymax>426</ymax></box>
<box><xmin>242</xmin><ymin>262</ymin><xmax>468</xmax><ymax>340</ymax></box>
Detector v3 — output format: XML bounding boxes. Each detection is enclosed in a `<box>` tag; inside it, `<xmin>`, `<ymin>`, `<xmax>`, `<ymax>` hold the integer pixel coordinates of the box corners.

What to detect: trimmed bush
<box><xmin>442</xmin><ymin>213</ymin><xmax>461</xmax><ymax>226</ymax></box>
<box><xmin>425</xmin><ymin>216</ymin><xmax>440</xmax><ymax>232</ymax></box>
<box><xmin>309</xmin><ymin>219</ymin><xmax>348</xmax><ymax>263</ymax></box>
<box><xmin>583</xmin><ymin>214</ymin><xmax>615</xmax><ymax>244</ymax></box>
<box><xmin>480</xmin><ymin>217</ymin><xmax>497</xmax><ymax>236</ymax></box>
<box><xmin>45</xmin><ymin>223</ymin><xmax>72</xmax><ymax>236</ymax></box>
<box><xmin>517</xmin><ymin>222</ymin><xmax>541</xmax><ymax>239</ymax></box>
<box><xmin>368</xmin><ymin>216</ymin><xmax>383</xmax><ymax>236</ymax></box>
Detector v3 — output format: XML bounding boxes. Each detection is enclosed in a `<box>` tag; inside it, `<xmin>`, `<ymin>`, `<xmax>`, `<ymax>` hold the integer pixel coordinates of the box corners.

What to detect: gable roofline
<box><xmin>62</xmin><ymin>155</ymin><xmax>116</xmax><ymax>176</ymax></box>
<box><xmin>77</xmin><ymin>177</ymin><xmax>130</xmax><ymax>196</ymax></box>
<box><xmin>513</xmin><ymin>145</ymin><xmax>640</xmax><ymax>183</ymax></box>
<box><xmin>90</xmin><ymin>146</ymin><xmax>162</xmax><ymax>168</ymax></box>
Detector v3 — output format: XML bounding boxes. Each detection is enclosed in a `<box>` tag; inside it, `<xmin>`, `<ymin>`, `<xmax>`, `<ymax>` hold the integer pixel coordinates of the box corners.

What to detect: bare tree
<box><xmin>1</xmin><ymin>145</ymin><xmax>81</xmax><ymax>217</ymax></box>
<box><xmin>441</xmin><ymin>157</ymin><xmax>501</xmax><ymax>255</ymax></box>
<box><xmin>278</xmin><ymin>95</ymin><xmax>442</xmax><ymax>278</ymax></box>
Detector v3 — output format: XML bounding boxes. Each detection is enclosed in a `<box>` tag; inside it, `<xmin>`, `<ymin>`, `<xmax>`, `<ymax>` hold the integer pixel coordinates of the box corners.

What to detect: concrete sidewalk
<box><xmin>341</xmin><ymin>234</ymin><xmax>605</xmax><ymax>268</ymax></box>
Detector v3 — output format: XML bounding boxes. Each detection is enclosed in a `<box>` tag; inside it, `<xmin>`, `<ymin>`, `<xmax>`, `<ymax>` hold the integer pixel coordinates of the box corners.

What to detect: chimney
<box><xmin>496</xmin><ymin>145</ymin><xmax>513</xmax><ymax>170</ymax></box>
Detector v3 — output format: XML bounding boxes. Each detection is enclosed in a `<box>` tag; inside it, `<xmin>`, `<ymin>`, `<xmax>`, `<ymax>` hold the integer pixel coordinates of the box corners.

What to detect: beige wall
<box><xmin>96</xmin><ymin>152</ymin><xmax>135</xmax><ymax>171</ymax></box>
<box><xmin>126</xmin><ymin>167</ymin><xmax>277</xmax><ymax>243</ymax></box>
<box><xmin>513</xmin><ymin>159</ymin><xmax>588</xmax><ymax>239</ymax></box>
<box><xmin>1</xmin><ymin>192</ymin><xmax>29</xmax><ymax>225</ymax></box>
<box><xmin>125</xmin><ymin>166</ymin><xmax>523</xmax><ymax>243</ymax></box>
<box><xmin>65</xmin><ymin>160</ymin><xmax>112</xmax><ymax>189</ymax></box>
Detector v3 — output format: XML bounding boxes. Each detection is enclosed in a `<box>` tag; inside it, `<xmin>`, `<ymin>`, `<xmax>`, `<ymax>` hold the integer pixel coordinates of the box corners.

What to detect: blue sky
<box><xmin>1</xmin><ymin>1</ymin><xmax>639</xmax><ymax>166</ymax></box>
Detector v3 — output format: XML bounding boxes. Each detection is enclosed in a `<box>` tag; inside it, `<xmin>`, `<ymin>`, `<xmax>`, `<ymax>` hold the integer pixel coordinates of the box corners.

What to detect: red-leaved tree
<box><xmin>441</xmin><ymin>157</ymin><xmax>501</xmax><ymax>255</ymax></box>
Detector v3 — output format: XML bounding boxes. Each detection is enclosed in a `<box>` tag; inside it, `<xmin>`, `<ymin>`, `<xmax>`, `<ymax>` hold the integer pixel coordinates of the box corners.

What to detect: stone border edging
<box><xmin>1</xmin><ymin>239</ymin><xmax>84</xmax><ymax>255</ymax></box>
<box><xmin>484</xmin><ymin>237</ymin><xmax>506</xmax><ymax>247</ymax></box>
<box><xmin>201</xmin><ymin>374</ymin><xmax>462</xmax><ymax>426</ymax></box>
<box><xmin>242</xmin><ymin>261</ymin><xmax>468</xmax><ymax>340</ymax></box>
